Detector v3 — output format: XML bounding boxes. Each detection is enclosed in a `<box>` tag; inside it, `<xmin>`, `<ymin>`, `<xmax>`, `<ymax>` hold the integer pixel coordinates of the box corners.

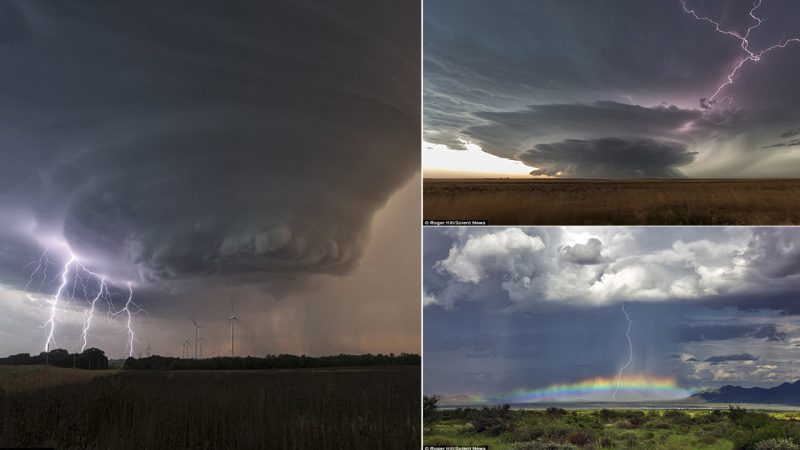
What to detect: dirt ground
<box><xmin>424</xmin><ymin>178</ymin><xmax>800</xmax><ymax>225</ymax></box>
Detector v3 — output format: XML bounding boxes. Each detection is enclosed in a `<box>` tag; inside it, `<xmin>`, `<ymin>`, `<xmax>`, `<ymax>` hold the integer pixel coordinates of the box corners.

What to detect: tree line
<box><xmin>122</xmin><ymin>353</ymin><xmax>421</xmax><ymax>370</ymax></box>
<box><xmin>0</xmin><ymin>349</ymin><xmax>419</xmax><ymax>371</ymax></box>
<box><xmin>0</xmin><ymin>348</ymin><xmax>108</xmax><ymax>369</ymax></box>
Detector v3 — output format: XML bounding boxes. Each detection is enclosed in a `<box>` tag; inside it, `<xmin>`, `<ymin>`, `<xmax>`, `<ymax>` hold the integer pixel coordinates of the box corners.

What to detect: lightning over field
<box><xmin>25</xmin><ymin>249</ymin><xmax>142</xmax><ymax>356</ymax></box>
<box><xmin>0</xmin><ymin>0</ymin><xmax>420</xmax><ymax>360</ymax></box>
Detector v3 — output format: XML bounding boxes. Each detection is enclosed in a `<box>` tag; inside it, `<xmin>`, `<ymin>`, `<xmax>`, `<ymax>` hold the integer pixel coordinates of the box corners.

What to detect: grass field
<box><xmin>424</xmin><ymin>406</ymin><xmax>800</xmax><ymax>449</ymax></box>
<box><xmin>0</xmin><ymin>365</ymin><xmax>114</xmax><ymax>394</ymax></box>
<box><xmin>423</xmin><ymin>178</ymin><xmax>800</xmax><ymax>225</ymax></box>
<box><xmin>0</xmin><ymin>365</ymin><xmax>419</xmax><ymax>449</ymax></box>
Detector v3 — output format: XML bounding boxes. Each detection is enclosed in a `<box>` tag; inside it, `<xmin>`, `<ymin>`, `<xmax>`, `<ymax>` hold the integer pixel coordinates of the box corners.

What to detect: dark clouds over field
<box><xmin>424</xmin><ymin>0</ymin><xmax>800</xmax><ymax>178</ymax></box>
<box><xmin>0</xmin><ymin>1</ymin><xmax>419</xmax><ymax>357</ymax></box>
<box><xmin>424</xmin><ymin>227</ymin><xmax>800</xmax><ymax>397</ymax></box>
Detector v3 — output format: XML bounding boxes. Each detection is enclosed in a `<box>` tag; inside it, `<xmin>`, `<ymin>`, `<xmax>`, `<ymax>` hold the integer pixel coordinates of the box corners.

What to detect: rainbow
<box><xmin>504</xmin><ymin>375</ymin><xmax>692</xmax><ymax>403</ymax></box>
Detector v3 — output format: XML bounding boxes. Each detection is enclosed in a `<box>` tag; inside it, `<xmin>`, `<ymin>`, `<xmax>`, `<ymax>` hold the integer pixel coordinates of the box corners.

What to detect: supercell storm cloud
<box><xmin>0</xmin><ymin>1</ymin><xmax>419</xmax><ymax>356</ymax></box>
<box><xmin>424</xmin><ymin>0</ymin><xmax>800</xmax><ymax>178</ymax></box>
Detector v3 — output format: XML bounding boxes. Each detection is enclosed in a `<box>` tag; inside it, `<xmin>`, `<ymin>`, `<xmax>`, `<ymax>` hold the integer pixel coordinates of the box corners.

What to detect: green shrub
<box><xmin>510</xmin><ymin>440</ymin><xmax>578</xmax><ymax>450</ymax></box>
<box><xmin>620</xmin><ymin>431</ymin><xmax>638</xmax><ymax>448</ymax></box>
<box><xmin>753</xmin><ymin>437</ymin><xmax>800</xmax><ymax>450</ymax></box>
<box><xmin>566</xmin><ymin>428</ymin><xmax>593</xmax><ymax>446</ymax></box>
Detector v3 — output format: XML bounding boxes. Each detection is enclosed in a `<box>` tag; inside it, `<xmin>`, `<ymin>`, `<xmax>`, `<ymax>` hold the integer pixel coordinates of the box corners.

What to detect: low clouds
<box><xmin>677</xmin><ymin>324</ymin><xmax>786</xmax><ymax>343</ymax></box>
<box><xmin>520</xmin><ymin>137</ymin><xmax>696</xmax><ymax>178</ymax></box>
<box><xmin>704</xmin><ymin>354</ymin><xmax>759</xmax><ymax>364</ymax></box>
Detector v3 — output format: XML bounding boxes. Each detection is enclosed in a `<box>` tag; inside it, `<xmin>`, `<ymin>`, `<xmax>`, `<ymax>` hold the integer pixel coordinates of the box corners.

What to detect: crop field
<box><xmin>0</xmin><ymin>365</ymin><xmax>114</xmax><ymax>394</ymax></box>
<box><xmin>423</xmin><ymin>178</ymin><xmax>800</xmax><ymax>225</ymax></box>
<box><xmin>424</xmin><ymin>406</ymin><xmax>800</xmax><ymax>450</ymax></box>
<box><xmin>0</xmin><ymin>365</ymin><xmax>419</xmax><ymax>449</ymax></box>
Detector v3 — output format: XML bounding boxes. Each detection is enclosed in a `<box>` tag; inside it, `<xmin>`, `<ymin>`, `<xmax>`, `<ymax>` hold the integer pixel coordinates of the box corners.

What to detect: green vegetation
<box><xmin>1</xmin><ymin>366</ymin><xmax>419</xmax><ymax>449</ymax></box>
<box><xmin>423</xmin><ymin>400</ymin><xmax>800</xmax><ymax>450</ymax></box>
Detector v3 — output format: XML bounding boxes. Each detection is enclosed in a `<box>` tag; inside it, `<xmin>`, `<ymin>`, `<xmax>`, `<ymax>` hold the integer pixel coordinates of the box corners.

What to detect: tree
<box><xmin>423</xmin><ymin>395</ymin><xmax>440</xmax><ymax>416</ymax></box>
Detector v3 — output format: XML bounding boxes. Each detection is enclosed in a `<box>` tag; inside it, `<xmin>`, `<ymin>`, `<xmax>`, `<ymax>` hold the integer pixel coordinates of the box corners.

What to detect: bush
<box><xmin>510</xmin><ymin>440</ymin><xmax>578</xmax><ymax>450</ymax></box>
<box><xmin>620</xmin><ymin>431</ymin><xmax>638</xmax><ymax>448</ymax></box>
<box><xmin>566</xmin><ymin>428</ymin><xmax>593</xmax><ymax>446</ymax></box>
<box><xmin>753</xmin><ymin>437</ymin><xmax>800</xmax><ymax>450</ymax></box>
<box><xmin>646</xmin><ymin>419</ymin><xmax>672</xmax><ymax>429</ymax></box>
<box><xmin>616</xmin><ymin>419</ymin><xmax>635</xmax><ymax>429</ymax></box>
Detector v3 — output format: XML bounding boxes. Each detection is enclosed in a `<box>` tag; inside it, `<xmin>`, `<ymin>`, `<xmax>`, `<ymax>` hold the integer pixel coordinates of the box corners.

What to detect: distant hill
<box><xmin>692</xmin><ymin>380</ymin><xmax>800</xmax><ymax>405</ymax></box>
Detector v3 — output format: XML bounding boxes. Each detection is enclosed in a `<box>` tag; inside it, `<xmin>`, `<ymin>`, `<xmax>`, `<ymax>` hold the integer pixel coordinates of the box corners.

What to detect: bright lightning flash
<box><xmin>612</xmin><ymin>304</ymin><xmax>633</xmax><ymax>401</ymax></box>
<box><xmin>26</xmin><ymin>250</ymin><xmax>142</xmax><ymax>357</ymax></box>
<box><xmin>680</xmin><ymin>0</ymin><xmax>800</xmax><ymax>106</ymax></box>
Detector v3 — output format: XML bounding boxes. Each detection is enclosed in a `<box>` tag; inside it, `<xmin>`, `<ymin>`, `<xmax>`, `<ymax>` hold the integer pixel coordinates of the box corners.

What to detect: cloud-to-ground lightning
<box><xmin>25</xmin><ymin>249</ymin><xmax>142</xmax><ymax>357</ymax></box>
<box><xmin>680</xmin><ymin>0</ymin><xmax>800</xmax><ymax>106</ymax></box>
<box><xmin>80</xmin><ymin>276</ymin><xmax>106</xmax><ymax>352</ymax></box>
<box><xmin>43</xmin><ymin>255</ymin><xmax>76</xmax><ymax>352</ymax></box>
<box><xmin>612</xmin><ymin>304</ymin><xmax>633</xmax><ymax>401</ymax></box>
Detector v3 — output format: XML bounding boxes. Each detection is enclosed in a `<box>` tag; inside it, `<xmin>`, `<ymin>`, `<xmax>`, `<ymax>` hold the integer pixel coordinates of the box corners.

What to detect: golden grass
<box><xmin>0</xmin><ymin>365</ymin><xmax>114</xmax><ymax>394</ymax></box>
<box><xmin>424</xmin><ymin>178</ymin><xmax>800</xmax><ymax>225</ymax></box>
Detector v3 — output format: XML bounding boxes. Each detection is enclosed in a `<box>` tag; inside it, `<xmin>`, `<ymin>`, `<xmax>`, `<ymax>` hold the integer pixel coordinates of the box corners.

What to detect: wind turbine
<box><xmin>190</xmin><ymin>319</ymin><xmax>201</xmax><ymax>359</ymax></box>
<box><xmin>199</xmin><ymin>328</ymin><xmax>205</xmax><ymax>359</ymax></box>
<box><xmin>183</xmin><ymin>340</ymin><xmax>191</xmax><ymax>358</ymax></box>
<box><xmin>229</xmin><ymin>300</ymin><xmax>238</xmax><ymax>357</ymax></box>
<box><xmin>145</xmin><ymin>342</ymin><xmax>152</xmax><ymax>357</ymax></box>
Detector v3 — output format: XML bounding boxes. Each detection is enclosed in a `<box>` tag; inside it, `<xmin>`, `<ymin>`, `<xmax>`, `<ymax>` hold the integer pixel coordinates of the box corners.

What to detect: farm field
<box><xmin>0</xmin><ymin>365</ymin><xmax>419</xmax><ymax>449</ymax></box>
<box><xmin>423</xmin><ymin>405</ymin><xmax>800</xmax><ymax>450</ymax></box>
<box><xmin>423</xmin><ymin>178</ymin><xmax>800</xmax><ymax>225</ymax></box>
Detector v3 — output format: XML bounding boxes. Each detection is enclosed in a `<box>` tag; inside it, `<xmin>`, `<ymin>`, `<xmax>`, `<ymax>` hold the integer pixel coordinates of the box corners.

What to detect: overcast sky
<box><xmin>424</xmin><ymin>227</ymin><xmax>800</xmax><ymax>401</ymax></box>
<box><xmin>0</xmin><ymin>1</ymin><xmax>419</xmax><ymax>358</ymax></box>
<box><xmin>423</xmin><ymin>0</ymin><xmax>800</xmax><ymax>178</ymax></box>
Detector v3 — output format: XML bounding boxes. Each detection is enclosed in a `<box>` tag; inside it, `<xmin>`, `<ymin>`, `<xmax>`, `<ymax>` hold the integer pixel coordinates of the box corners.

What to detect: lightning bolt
<box><xmin>43</xmin><ymin>255</ymin><xmax>76</xmax><ymax>352</ymax></box>
<box><xmin>112</xmin><ymin>282</ymin><xmax>139</xmax><ymax>357</ymax></box>
<box><xmin>612</xmin><ymin>304</ymin><xmax>633</xmax><ymax>401</ymax></box>
<box><xmin>26</xmin><ymin>249</ymin><xmax>142</xmax><ymax>357</ymax></box>
<box><xmin>80</xmin><ymin>276</ymin><xmax>106</xmax><ymax>352</ymax></box>
<box><xmin>680</xmin><ymin>0</ymin><xmax>800</xmax><ymax>106</ymax></box>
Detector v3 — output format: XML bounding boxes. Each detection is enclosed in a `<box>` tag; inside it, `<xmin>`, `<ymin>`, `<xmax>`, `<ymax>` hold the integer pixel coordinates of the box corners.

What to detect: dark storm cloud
<box><xmin>424</xmin><ymin>0</ymin><xmax>800</xmax><ymax>177</ymax></box>
<box><xmin>704</xmin><ymin>353</ymin><xmax>759</xmax><ymax>364</ymax></box>
<box><xmin>558</xmin><ymin>238</ymin><xmax>604</xmax><ymax>265</ymax></box>
<box><xmin>676</xmin><ymin>324</ymin><xmax>786</xmax><ymax>343</ymax></box>
<box><xmin>464</xmin><ymin>102</ymin><xmax>717</xmax><ymax>158</ymax></box>
<box><xmin>780</xmin><ymin>129</ymin><xmax>800</xmax><ymax>139</ymax></box>
<box><xmin>0</xmin><ymin>1</ymin><xmax>418</xmax><ymax>301</ymax></box>
<box><xmin>763</xmin><ymin>139</ymin><xmax>800</xmax><ymax>149</ymax></box>
<box><xmin>744</xmin><ymin>228</ymin><xmax>800</xmax><ymax>279</ymax></box>
<box><xmin>520</xmin><ymin>137</ymin><xmax>696</xmax><ymax>178</ymax></box>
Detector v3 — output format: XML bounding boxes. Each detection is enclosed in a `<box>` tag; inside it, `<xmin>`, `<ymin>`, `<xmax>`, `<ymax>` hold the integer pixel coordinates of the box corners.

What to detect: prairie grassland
<box><xmin>423</xmin><ymin>178</ymin><xmax>800</xmax><ymax>225</ymax></box>
<box><xmin>0</xmin><ymin>366</ymin><xmax>419</xmax><ymax>449</ymax></box>
<box><xmin>0</xmin><ymin>365</ymin><xmax>114</xmax><ymax>394</ymax></box>
<box><xmin>424</xmin><ymin>406</ymin><xmax>800</xmax><ymax>450</ymax></box>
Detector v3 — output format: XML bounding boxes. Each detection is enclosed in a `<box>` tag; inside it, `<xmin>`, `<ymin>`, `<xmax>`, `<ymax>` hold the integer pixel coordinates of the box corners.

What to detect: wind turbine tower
<box><xmin>229</xmin><ymin>301</ymin><xmax>238</xmax><ymax>357</ymax></box>
<box><xmin>190</xmin><ymin>319</ymin><xmax>201</xmax><ymax>359</ymax></box>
